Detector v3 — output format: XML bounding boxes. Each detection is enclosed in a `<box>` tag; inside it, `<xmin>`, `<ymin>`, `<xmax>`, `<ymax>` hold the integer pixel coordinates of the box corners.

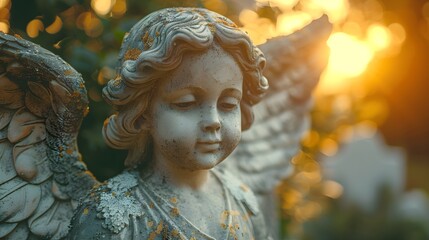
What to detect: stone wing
<box><xmin>0</xmin><ymin>33</ymin><xmax>98</xmax><ymax>239</ymax></box>
<box><xmin>221</xmin><ymin>16</ymin><xmax>332</xmax><ymax>194</ymax></box>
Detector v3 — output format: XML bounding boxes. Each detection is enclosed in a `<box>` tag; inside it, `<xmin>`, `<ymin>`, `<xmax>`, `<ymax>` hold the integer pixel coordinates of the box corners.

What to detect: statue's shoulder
<box><xmin>68</xmin><ymin>171</ymin><xmax>144</xmax><ymax>239</ymax></box>
<box><xmin>213</xmin><ymin>168</ymin><xmax>260</xmax><ymax>215</ymax></box>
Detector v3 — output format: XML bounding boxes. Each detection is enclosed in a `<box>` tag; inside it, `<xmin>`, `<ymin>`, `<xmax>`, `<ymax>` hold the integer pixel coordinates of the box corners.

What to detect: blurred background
<box><xmin>1</xmin><ymin>0</ymin><xmax>428</xmax><ymax>239</ymax></box>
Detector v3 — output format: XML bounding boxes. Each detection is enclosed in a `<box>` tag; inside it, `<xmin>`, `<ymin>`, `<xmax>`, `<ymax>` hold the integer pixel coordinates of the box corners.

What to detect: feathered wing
<box><xmin>0</xmin><ymin>33</ymin><xmax>98</xmax><ymax>239</ymax></box>
<box><xmin>221</xmin><ymin>16</ymin><xmax>332</xmax><ymax>194</ymax></box>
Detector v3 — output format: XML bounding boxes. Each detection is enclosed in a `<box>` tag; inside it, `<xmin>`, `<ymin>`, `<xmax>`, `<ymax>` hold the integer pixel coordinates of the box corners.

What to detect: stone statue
<box><xmin>0</xmin><ymin>7</ymin><xmax>331</xmax><ymax>240</ymax></box>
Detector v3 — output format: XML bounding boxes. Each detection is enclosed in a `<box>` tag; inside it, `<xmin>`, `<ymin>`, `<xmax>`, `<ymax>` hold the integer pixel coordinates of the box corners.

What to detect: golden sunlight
<box><xmin>240</xmin><ymin>1</ymin><xmax>406</xmax><ymax>94</ymax></box>
<box><xmin>388</xmin><ymin>23</ymin><xmax>406</xmax><ymax>47</ymax></box>
<box><xmin>276</xmin><ymin>11</ymin><xmax>312</xmax><ymax>36</ymax></box>
<box><xmin>256</xmin><ymin>0</ymin><xmax>299</xmax><ymax>11</ymax></box>
<box><xmin>91</xmin><ymin>0</ymin><xmax>115</xmax><ymax>16</ymax></box>
<box><xmin>303</xmin><ymin>0</ymin><xmax>349</xmax><ymax>22</ymax></box>
<box><xmin>327</xmin><ymin>33</ymin><xmax>373</xmax><ymax>78</ymax></box>
<box><xmin>367</xmin><ymin>24</ymin><xmax>391</xmax><ymax>52</ymax></box>
<box><xmin>239</xmin><ymin>9</ymin><xmax>276</xmax><ymax>45</ymax></box>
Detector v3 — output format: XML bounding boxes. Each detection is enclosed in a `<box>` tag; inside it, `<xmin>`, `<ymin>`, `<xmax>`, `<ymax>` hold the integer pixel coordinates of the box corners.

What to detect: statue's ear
<box><xmin>134</xmin><ymin>114</ymin><xmax>151</xmax><ymax>131</ymax></box>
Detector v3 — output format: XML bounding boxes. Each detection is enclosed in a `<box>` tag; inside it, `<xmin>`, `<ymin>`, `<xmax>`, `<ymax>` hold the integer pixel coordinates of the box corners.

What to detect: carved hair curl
<box><xmin>102</xmin><ymin>8</ymin><xmax>268</xmax><ymax>167</ymax></box>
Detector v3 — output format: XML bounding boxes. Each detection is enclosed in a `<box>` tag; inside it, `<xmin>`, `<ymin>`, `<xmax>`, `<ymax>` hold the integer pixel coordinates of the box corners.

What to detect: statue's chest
<box><xmin>172</xmin><ymin>188</ymin><xmax>255</xmax><ymax>239</ymax></box>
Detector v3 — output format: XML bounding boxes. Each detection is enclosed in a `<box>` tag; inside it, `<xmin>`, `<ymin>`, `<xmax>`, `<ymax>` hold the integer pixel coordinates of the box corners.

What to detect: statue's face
<box><xmin>149</xmin><ymin>45</ymin><xmax>243</xmax><ymax>171</ymax></box>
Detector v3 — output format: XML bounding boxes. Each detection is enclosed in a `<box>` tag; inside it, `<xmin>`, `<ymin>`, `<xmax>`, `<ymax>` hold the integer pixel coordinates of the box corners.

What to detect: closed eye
<box><xmin>171</xmin><ymin>101</ymin><xmax>196</xmax><ymax>109</ymax></box>
<box><xmin>170</xmin><ymin>94</ymin><xmax>197</xmax><ymax>110</ymax></box>
<box><xmin>219</xmin><ymin>97</ymin><xmax>240</xmax><ymax>111</ymax></box>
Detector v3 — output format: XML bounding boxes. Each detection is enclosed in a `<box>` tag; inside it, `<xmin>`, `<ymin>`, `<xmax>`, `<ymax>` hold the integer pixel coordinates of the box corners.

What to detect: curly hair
<box><xmin>102</xmin><ymin>8</ymin><xmax>268</xmax><ymax>167</ymax></box>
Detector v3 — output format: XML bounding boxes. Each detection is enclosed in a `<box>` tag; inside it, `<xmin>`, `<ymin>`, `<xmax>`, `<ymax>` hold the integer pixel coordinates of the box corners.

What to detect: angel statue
<box><xmin>0</xmin><ymin>7</ymin><xmax>331</xmax><ymax>240</ymax></box>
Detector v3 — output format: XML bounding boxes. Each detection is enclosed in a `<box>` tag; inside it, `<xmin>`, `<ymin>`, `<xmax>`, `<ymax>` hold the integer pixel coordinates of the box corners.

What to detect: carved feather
<box><xmin>0</xmin><ymin>32</ymin><xmax>98</xmax><ymax>239</ymax></box>
<box><xmin>221</xmin><ymin>15</ymin><xmax>332</xmax><ymax>194</ymax></box>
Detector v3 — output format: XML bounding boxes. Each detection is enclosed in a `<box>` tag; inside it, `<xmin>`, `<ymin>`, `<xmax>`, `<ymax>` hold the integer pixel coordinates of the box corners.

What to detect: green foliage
<box><xmin>301</xmin><ymin>187</ymin><xmax>429</xmax><ymax>240</ymax></box>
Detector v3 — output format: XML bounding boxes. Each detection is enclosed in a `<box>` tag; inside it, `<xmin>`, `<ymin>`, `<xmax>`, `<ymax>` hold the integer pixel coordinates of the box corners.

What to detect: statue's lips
<box><xmin>196</xmin><ymin>141</ymin><xmax>221</xmax><ymax>152</ymax></box>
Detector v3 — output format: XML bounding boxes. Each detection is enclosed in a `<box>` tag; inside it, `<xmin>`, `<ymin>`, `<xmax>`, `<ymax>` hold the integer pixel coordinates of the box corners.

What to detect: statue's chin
<box><xmin>178</xmin><ymin>152</ymin><xmax>228</xmax><ymax>171</ymax></box>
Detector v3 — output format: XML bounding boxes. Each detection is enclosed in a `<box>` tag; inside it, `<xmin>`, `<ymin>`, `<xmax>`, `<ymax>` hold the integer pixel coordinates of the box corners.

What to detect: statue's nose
<box><xmin>200</xmin><ymin>106</ymin><xmax>221</xmax><ymax>132</ymax></box>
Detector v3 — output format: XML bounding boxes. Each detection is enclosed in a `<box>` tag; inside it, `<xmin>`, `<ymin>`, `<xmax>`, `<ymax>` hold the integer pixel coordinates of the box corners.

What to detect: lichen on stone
<box><xmin>96</xmin><ymin>171</ymin><xmax>143</xmax><ymax>233</ymax></box>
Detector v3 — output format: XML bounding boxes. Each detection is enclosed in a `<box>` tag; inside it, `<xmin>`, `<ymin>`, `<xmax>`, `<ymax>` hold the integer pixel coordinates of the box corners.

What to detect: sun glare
<box><xmin>367</xmin><ymin>24</ymin><xmax>392</xmax><ymax>52</ymax></box>
<box><xmin>91</xmin><ymin>0</ymin><xmax>114</xmax><ymax>16</ymax></box>
<box><xmin>327</xmin><ymin>33</ymin><xmax>374</xmax><ymax>78</ymax></box>
<box><xmin>240</xmin><ymin>0</ymin><xmax>406</xmax><ymax>93</ymax></box>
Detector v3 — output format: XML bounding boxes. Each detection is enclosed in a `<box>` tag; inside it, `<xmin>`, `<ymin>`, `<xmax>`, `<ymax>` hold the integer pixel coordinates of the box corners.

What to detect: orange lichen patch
<box><xmin>223</xmin><ymin>210</ymin><xmax>240</xmax><ymax>216</ymax></box>
<box><xmin>230</xmin><ymin>210</ymin><xmax>240</xmax><ymax>216</ymax></box>
<box><xmin>148</xmin><ymin>231</ymin><xmax>157</xmax><ymax>240</ymax></box>
<box><xmin>112</xmin><ymin>78</ymin><xmax>122</xmax><ymax>88</ymax></box>
<box><xmin>240</xmin><ymin>184</ymin><xmax>250</xmax><ymax>192</ymax></box>
<box><xmin>66</xmin><ymin>148</ymin><xmax>73</xmax><ymax>154</ymax></box>
<box><xmin>124</xmin><ymin>48</ymin><xmax>142</xmax><ymax>61</ymax></box>
<box><xmin>229</xmin><ymin>225</ymin><xmax>236</xmax><ymax>234</ymax></box>
<box><xmin>220</xmin><ymin>210</ymin><xmax>228</xmax><ymax>223</ymax></box>
<box><xmin>155</xmin><ymin>31</ymin><xmax>160</xmax><ymax>37</ymax></box>
<box><xmin>242</xmin><ymin>213</ymin><xmax>250</xmax><ymax>221</ymax></box>
<box><xmin>215</xmin><ymin>17</ymin><xmax>237</xmax><ymax>28</ymax></box>
<box><xmin>64</xmin><ymin>69</ymin><xmax>74</xmax><ymax>76</ymax></box>
<box><xmin>170</xmin><ymin>207</ymin><xmax>180</xmax><ymax>217</ymax></box>
<box><xmin>207</xmin><ymin>23</ymin><xmax>216</xmax><ymax>33</ymax></box>
<box><xmin>155</xmin><ymin>221</ymin><xmax>163</xmax><ymax>234</ymax></box>
<box><xmin>83</xmin><ymin>208</ymin><xmax>89</xmax><ymax>215</ymax></box>
<box><xmin>83</xmin><ymin>106</ymin><xmax>90</xmax><ymax>117</ymax></box>
<box><xmin>149</xmin><ymin>202</ymin><xmax>155</xmax><ymax>208</ymax></box>
<box><xmin>72</xmin><ymin>91</ymin><xmax>81</xmax><ymax>98</ymax></box>
<box><xmin>234</xmin><ymin>223</ymin><xmax>240</xmax><ymax>230</ymax></box>
<box><xmin>147</xmin><ymin>220</ymin><xmax>154</xmax><ymax>228</ymax></box>
<box><xmin>142</xmin><ymin>31</ymin><xmax>153</xmax><ymax>50</ymax></box>
<box><xmin>220</xmin><ymin>223</ymin><xmax>227</xmax><ymax>229</ymax></box>
<box><xmin>103</xmin><ymin>117</ymin><xmax>110</xmax><ymax>128</ymax></box>
<box><xmin>170</xmin><ymin>197</ymin><xmax>177</xmax><ymax>204</ymax></box>
<box><xmin>171</xmin><ymin>229</ymin><xmax>179</xmax><ymax>237</ymax></box>
<box><xmin>142</xmin><ymin>31</ymin><xmax>149</xmax><ymax>42</ymax></box>
<box><xmin>145</xmin><ymin>36</ymin><xmax>154</xmax><ymax>50</ymax></box>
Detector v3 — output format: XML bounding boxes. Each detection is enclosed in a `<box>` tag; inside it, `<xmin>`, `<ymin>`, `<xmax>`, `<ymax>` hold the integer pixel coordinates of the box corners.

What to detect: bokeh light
<box><xmin>26</xmin><ymin>19</ymin><xmax>44</xmax><ymax>38</ymax></box>
<box><xmin>0</xmin><ymin>0</ymin><xmax>9</xmax><ymax>9</ymax></box>
<box><xmin>0</xmin><ymin>21</ymin><xmax>8</xmax><ymax>33</ymax></box>
<box><xmin>367</xmin><ymin>24</ymin><xmax>392</xmax><ymax>52</ymax></box>
<box><xmin>45</xmin><ymin>16</ymin><xmax>63</xmax><ymax>34</ymax></box>
<box><xmin>111</xmin><ymin>0</ymin><xmax>127</xmax><ymax>17</ymax></box>
<box><xmin>91</xmin><ymin>0</ymin><xmax>115</xmax><ymax>16</ymax></box>
<box><xmin>322</xmin><ymin>180</ymin><xmax>343</xmax><ymax>198</ymax></box>
<box><xmin>76</xmin><ymin>12</ymin><xmax>104</xmax><ymax>37</ymax></box>
<box><xmin>203</xmin><ymin>0</ymin><xmax>227</xmax><ymax>15</ymax></box>
<box><xmin>0</xmin><ymin>0</ymin><xmax>9</xmax><ymax>33</ymax></box>
<box><xmin>240</xmin><ymin>0</ymin><xmax>406</xmax><ymax>95</ymax></box>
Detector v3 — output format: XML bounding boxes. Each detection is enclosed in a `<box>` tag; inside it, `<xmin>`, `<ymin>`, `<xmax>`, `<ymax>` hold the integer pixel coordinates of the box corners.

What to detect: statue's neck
<box><xmin>149</xmin><ymin>155</ymin><xmax>210</xmax><ymax>190</ymax></box>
